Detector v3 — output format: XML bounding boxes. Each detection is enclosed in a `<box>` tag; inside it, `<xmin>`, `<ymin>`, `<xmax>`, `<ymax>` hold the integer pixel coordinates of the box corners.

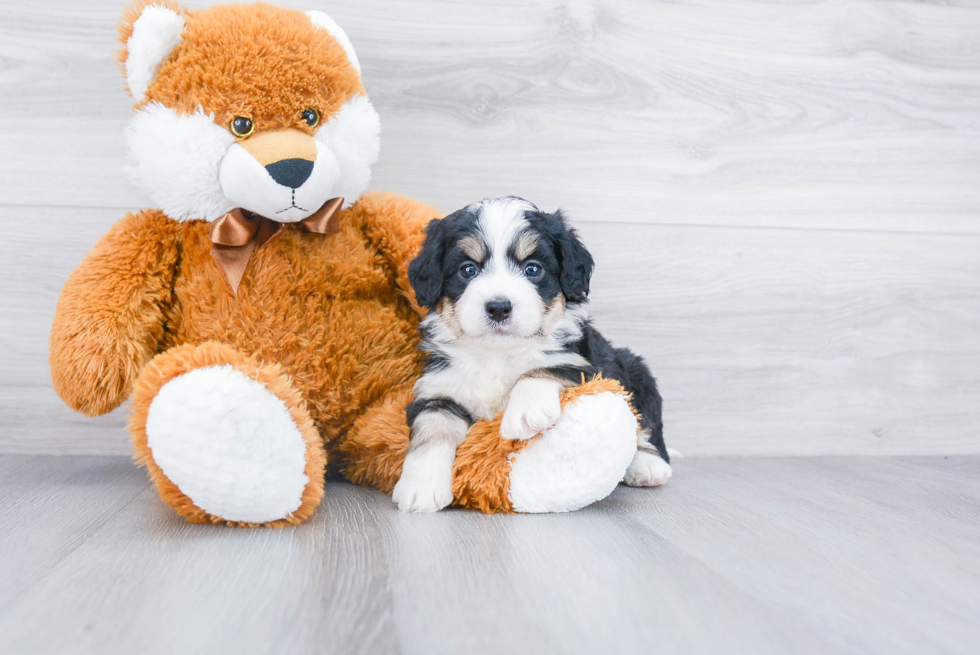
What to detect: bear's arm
<box><xmin>348</xmin><ymin>191</ymin><xmax>443</xmax><ymax>316</ymax></box>
<box><xmin>49</xmin><ymin>210</ymin><xmax>182</xmax><ymax>416</ymax></box>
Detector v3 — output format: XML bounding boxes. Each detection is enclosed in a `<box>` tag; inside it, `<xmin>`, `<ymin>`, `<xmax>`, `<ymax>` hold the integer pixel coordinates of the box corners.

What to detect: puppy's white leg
<box><xmin>393</xmin><ymin>411</ymin><xmax>469</xmax><ymax>513</ymax></box>
<box><xmin>624</xmin><ymin>450</ymin><xmax>673</xmax><ymax>487</ymax></box>
<box><xmin>500</xmin><ymin>377</ymin><xmax>564</xmax><ymax>441</ymax></box>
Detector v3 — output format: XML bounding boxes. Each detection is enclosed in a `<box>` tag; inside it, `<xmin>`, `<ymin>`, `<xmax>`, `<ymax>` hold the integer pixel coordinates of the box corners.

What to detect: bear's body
<box><xmin>51</xmin><ymin>195</ymin><xmax>430</xmax><ymax>466</ymax></box>
<box><xmin>49</xmin><ymin>1</ymin><xmax>646</xmax><ymax>526</ymax></box>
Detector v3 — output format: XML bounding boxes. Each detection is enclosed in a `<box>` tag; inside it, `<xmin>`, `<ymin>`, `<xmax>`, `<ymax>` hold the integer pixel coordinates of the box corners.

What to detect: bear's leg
<box><xmin>129</xmin><ymin>342</ymin><xmax>326</xmax><ymax>527</ymax></box>
<box><xmin>338</xmin><ymin>384</ymin><xmax>414</xmax><ymax>495</ymax></box>
<box><xmin>455</xmin><ymin>377</ymin><xmax>639</xmax><ymax>513</ymax></box>
<box><xmin>340</xmin><ymin>377</ymin><xmax>638</xmax><ymax>514</ymax></box>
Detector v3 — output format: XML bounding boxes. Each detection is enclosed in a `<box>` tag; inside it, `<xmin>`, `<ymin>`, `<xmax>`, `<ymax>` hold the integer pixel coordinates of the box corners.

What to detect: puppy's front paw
<box><xmin>500</xmin><ymin>378</ymin><xmax>563</xmax><ymax>441</ymax></box>
<box><xmin>392</xmin><ymin>448</ymin><xmax>454</xmax><ymax>513</ymax></box>
<box><xmin>392</xmin><ymin>476</ymin><xmax>453</xmax><ymax>513</ymax></box>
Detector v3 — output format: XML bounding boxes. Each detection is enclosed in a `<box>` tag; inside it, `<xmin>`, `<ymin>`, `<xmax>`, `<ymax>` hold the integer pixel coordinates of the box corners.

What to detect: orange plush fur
<box><xmin>119</xmin><ymin>2</ymin><xmax>363</xmax><ymax>129</ymax></box>
<box><xmin>51</xmin><ymin>2</ymin><xmax>626</xmax><ymax>525</ymax></box>
<box><xmin>51</xmin><ymin>191</ymin><xmax>435</xmax><ymax>524</ymax></box>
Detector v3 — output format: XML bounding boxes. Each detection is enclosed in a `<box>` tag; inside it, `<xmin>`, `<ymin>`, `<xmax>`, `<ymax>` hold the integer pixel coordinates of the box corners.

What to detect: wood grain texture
<box><xmin>0</xmin><ymin>456</ymin><xmax>148</xmax><ymax>613</ymax></box>
<box><xmin>576</xmin><ymin>220</ymin><xmax>980</xmax><ymax>456</ymax></box>
<box><xmin>0</xmin><ymin>455</ymin><xmax>977</xmax><ymax>654</ymax></box>
<box><xmin>3</xmin><ymin>206</ymin><xmax>978</xmax><ymax>455</ymax></box>
<box><xmin>0</xmin><ymin>0</ymin><xmax>978</xmax><ymax>232</ymax></box>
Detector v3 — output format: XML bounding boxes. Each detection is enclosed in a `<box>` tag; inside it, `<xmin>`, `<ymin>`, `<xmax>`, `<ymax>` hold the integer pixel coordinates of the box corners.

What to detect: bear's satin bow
<box><xmin>209</xmin><ymin>197</ymin><xmax>344</xmax><ymax>293</ymax></box>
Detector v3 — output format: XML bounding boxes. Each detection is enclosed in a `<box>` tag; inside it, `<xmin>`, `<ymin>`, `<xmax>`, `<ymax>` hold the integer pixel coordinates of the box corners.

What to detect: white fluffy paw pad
<box><xmin>623</xmin><ymin>451</ymin><xmax>673</xmax><ymax>487</ymax></box>
<box><xmin>507</xmin><ymin>392</ymin><xmax>638</xmax><ymax>513</ymax></box>
<box><xmin>392</xmin><ymin>442</ymin><xmax>456</xmax><ymax>513</ymax></box>
<box><xmin>145</xmin><ymin>365</ymin><xmax>310</xmax><ymax>523</ymax></box>
<box><xmin>500</xmin><ymin>377</ymin><xmax>563</xmax><ymax>441</ymax></box>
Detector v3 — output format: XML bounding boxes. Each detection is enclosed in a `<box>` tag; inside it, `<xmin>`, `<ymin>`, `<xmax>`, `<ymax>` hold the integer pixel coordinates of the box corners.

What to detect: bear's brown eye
<box><xmin>230</xmin><ymin>116</ymin><xmax>254</xmax><ymax>138</ymax></box>
<box><xmin>302</xmin><ymin>107</ymin><xmax>320</xmax><ymax>128</ymax></box>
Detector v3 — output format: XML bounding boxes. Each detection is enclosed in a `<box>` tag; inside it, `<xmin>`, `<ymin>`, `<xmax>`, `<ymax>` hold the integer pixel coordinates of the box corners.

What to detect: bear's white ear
<box><xmin>125</xmin><ymin>5</ymin><xmax>185</xmax><ymax>102</ymax></box>
<box><xmin>306</xmin><ymin>10</ymin><xmax>361</xmax><ymax>74</ymax></box>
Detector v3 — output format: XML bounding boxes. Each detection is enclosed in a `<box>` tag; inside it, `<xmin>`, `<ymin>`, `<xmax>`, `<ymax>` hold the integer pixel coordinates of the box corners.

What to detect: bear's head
<box><xmin>119</xmin><ymin>1</ymin><xmax>380</xmax><ymax>222</ymax></box>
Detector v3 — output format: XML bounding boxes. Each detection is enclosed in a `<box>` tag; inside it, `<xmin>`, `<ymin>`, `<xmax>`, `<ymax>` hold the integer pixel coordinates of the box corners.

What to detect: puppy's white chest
<box><xmin>456</xmin><ymin>354</ymin><xmax>526</xmax><ymax>420</ymax></box>
<box><xmin>417</xmin><ymin>352</ymin><xmax>531</xmax><ymax>421</ymax></box>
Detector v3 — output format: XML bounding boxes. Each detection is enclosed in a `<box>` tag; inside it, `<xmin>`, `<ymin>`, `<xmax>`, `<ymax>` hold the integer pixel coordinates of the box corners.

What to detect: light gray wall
<box><xmin>1</xmin><ymin>0</ymin><xmax>978</xmax><ymax>456</ymax></box>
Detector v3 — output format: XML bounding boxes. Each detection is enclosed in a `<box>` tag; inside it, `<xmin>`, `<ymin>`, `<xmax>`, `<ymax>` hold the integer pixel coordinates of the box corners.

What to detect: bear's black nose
<box><xmin>485</xmin><ymin>298</ymin><xmax>513</xmax><ymax>322</ymax></box>
<box><xmin>265</xmin><ymin>158</ymin><xmax>314</xmax><ymax>189</ymax></box>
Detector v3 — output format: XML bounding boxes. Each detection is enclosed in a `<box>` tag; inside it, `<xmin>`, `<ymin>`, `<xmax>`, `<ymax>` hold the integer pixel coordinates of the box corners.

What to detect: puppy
<box><xmin>392</xmin><ymin>197</ymin><xmax>671</xmax><ymax>513</ymax></box>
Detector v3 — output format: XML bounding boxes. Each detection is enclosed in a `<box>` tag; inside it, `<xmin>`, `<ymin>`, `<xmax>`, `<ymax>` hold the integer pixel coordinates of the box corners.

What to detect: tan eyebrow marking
<box><xmin>459</xmin><ymin>235</ymin><xmax>486</xmax><ymax>262</ymax></box>
<box><xmin>513</xmin><ymin>231</ymin><xmax>539</xmax><ymax>261</ymax></box>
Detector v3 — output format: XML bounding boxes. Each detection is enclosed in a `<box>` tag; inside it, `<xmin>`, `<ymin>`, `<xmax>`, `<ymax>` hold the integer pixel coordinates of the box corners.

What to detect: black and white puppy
<box><xmin>392</xmin><ymin>197</ymin><xmax>671</xmax><ymax>513</ymax></box>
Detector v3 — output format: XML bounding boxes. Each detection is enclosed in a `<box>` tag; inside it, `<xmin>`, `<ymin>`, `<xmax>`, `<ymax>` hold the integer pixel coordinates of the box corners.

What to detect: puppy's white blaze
<box><xmin>393</xmin><ymin>411</ymin><xmax>468</xmax><ymax>513</ymax></box>
<box><xmin>125</xmin><ymin>103</ymin><xmax>236</xmax><ymax>221</ymax></box>
<box><xmin>472</xmin><ymin>197</ymin><xmax>535</xmax><ymax>275</ymax></box>
<box><xmin>314</xmin><ymin>95</ymin><xmax>380</xmax><ymax>209</ymax></box>
<box><xmin>126</xmin><ymin>6</ymin><xmax>185</xmax><ymax>103</ymax></box>
<box><xmin>219</xmin><ymin>138</ymin><xmax>341</xmax><ymax>223</ymax></box>
<box><xmin>306</xmin><ymin>10</ymin><xmax>362</xmax><ymax>74</ymax></box>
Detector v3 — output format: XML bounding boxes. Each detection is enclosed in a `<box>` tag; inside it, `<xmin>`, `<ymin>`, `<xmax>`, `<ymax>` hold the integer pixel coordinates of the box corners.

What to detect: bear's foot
<box><xmin>130</xmin><ymin>343</ymin><xmax>326</xmax><ymax>527</ymax></box>
<box><xmin>453</xmin><ymin>377</ymin><xmax>639</xmax><ymax>513</ymax></box>
<box><xmin>507</xmin><ymin>387</ymin><xmax>639</xmax><ymax>513</ymax></box>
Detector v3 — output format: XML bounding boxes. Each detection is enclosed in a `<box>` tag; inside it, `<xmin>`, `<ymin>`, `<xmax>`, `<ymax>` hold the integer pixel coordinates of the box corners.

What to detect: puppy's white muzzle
<box><xmin>457</xmin><ymin>273</ymin><xmax>545</xmax><ymax>341</ymax></box>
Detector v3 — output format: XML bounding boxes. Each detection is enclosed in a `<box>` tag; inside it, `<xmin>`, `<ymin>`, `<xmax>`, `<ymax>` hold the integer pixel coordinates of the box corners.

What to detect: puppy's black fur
<box><xmin>523</xmin><ymin>210</ymin><xmax>594</xmax><ymax>304</ymax></box>
<box><xmin>408</xmin><ymin>207</ymin><xmax>482</xmax><ymax>310</ymax></box>
<box><xmin>547</xmin><ymin>326</ymin><xmax>667</xmax><ymax>462</ymax></box>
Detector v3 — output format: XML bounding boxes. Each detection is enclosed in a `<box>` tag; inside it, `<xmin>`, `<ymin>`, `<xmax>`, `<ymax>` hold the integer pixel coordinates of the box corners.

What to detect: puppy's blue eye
<box><xmin>524</xmin><ymin>262</ymin><xmax>543</xmax><ymax>278</ymax></box>
<box><xmin>460</xmin><ymin>263</ymin><xmax>478</xmax><ymax>279</ymax></box>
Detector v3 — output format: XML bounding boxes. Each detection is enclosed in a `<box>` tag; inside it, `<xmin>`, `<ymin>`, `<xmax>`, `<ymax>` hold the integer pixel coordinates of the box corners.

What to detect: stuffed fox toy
<box><xmin>48</xmin><ymin>1</ymin><xmax>641</xmax><ymax>526</ymax></box>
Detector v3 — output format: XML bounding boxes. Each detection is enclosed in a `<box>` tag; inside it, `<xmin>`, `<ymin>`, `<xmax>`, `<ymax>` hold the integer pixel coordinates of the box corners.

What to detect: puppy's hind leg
<box><xmin>612</xmin><ymin>346</ymin><xmax>672</xmax><ymax>487</ymax></box>
<box><xmin>624</xmin><ymin>443</ymin><xmax>673</xmax><ymax>487</ymax></box>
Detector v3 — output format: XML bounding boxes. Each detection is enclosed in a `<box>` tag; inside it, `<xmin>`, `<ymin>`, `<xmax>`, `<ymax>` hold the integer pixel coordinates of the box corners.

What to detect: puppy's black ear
<box><xmin>409</xmin><ymin>218</ymin><xmax>450</xmax><ymax>309</ymax></box>
<box><xmin>528</xmin><ymin>210</ymin><xmax>594</xmax><ymax>303</ymax></box>
<box><xmin>555</xmin><ymin>214</ymin><xmax>594</xmax><ymax>303</ymax></box>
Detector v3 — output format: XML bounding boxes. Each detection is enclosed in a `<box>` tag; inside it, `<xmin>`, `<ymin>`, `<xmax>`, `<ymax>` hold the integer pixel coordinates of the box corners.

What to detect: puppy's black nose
<box><xmin>485</xmin><ymin>298</ymin><xmax>513</xmax><ymax>322</ymax></box>
<box><xmin>265</xmin><ymin>158</ymin><xmax>314</xmax><ymax>189</ymax></box>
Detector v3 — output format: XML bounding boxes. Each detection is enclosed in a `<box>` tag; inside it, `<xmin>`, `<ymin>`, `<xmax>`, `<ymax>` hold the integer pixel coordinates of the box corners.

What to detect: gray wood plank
<box><xmin>0</xmin><ymin>457</ymin><xmax>836</xmax><ymax>655</ymax></box>
<box><xmin>0</xmin><ymin>385</ymin><xmax>130</xmax><ymax>455</ymax></box>
<box><xmin>605</xmin><ymin>456</ymin><xmax>980</xmax><ymax>654</ymax></box>
<box><xmin>576</xmin><ymin>220</ymin><xmax>980</xmax><ymax>457</ymax></box>
<box><xmin>0</xmin><ymin>205</ymin><xmax>132</xmax><ymax>455</ymax></box>
<box><xmin>0</xmin><ymin>456</ymin><xmax>977</xmax><ymax>654</ymax></box>
<box><xmin>0</xmin><ymin>455</ymin><xmax>147</xmax><ymax>613</ymax></box>
<box><xmin>5</xmin><ymin>205</ymin><xmax>978</xmax><ymax>456</ymax></box>
<box><xmin>1</xmin><ymin>0</ymin><xmax>978</xmax><ymax>233</ymax></box>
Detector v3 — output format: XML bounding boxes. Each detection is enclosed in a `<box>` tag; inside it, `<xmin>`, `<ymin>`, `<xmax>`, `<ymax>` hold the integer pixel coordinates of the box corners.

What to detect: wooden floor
<box><xmin>0</xmin><ymin>455</ymin><xmax>976</xmax><ymax>654</ymax></box>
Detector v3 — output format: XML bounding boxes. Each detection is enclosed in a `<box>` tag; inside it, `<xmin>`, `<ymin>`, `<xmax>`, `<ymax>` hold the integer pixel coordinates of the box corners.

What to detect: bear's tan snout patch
<box><xmin>240</xmin><ymin>129</ymin><xmax>317</xmax><ymax>167</ymax></box>
<box><xmin>240</xmin><ymin>129</ymin><xmax>319</xmax><ymax>189</ymax></box>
